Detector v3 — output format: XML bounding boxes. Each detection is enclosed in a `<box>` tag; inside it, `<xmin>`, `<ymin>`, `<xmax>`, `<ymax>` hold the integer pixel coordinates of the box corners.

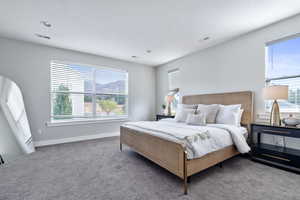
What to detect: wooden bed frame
<box><xmin>120</xmin><ymin>91</ymin><xmax>253</xmax><ymax>194</ymax></box>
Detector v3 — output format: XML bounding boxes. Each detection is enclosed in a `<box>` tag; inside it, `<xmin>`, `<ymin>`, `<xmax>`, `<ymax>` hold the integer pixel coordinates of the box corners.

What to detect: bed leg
<box><xmin>219</xmin><ymin>162</ymin><xmax>223</xmax><ymax>168</ymax></box>
<box><xmin>183</xmin><ymin>151</ymin><xmax>188</xmax><ymax>195</ymax></box>
<box><xmin>187</xmin><ymin>176</ymin><xmax>191</xmax><ymax>183</ymax></box>
<box><xmin>120</xmin><ymin>142</ymin><xmax>123</xmax><ymax>152</ymax></box>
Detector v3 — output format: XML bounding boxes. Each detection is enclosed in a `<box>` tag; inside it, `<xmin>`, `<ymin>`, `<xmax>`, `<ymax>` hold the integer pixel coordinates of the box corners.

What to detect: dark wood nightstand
<box><xmin>156</xmin><ymin>114</ymin><xmax>175</xmax><ymax>121</ymax></box>
<box><xmin>251</xmin><ymin>123</ymin><xmax>300</xmax><ymax>173</ymax></box>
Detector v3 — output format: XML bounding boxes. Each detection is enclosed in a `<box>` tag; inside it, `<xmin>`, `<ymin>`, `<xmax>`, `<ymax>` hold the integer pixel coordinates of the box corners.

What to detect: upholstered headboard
<box><xmin>182</xmin><ymin>91</ymin><xmax>254</xmax><ymax>127</ymax></box>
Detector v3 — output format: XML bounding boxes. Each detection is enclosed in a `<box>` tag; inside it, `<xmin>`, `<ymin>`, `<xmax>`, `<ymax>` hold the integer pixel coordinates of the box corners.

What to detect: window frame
<box><xmin>49</xmin><ymin>60</ymin><xmax>129</xmax><ymax>124</ymax></box>
<box><xmin>265</xmin><ymin>34</ymin><xmax>300</xmax><ymax>113</ymax></box>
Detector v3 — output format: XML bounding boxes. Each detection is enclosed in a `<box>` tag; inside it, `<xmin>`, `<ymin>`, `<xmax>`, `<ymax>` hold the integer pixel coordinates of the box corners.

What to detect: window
<box><xmin>168</xmin><ymin>69</ymin><xmax>180</xmax><ymax>91</ymax></box>
<box><xmin>50</xmin><ymin>61</ymin><xmax>128</xmax><ymax>121</ymax></box>
<box><xmin>266</xmin><ymin>35</ymin><xmax>300</xmax><ymax>112</ymax></box>
<box><xmin>168</xmin><ymin>69</ymin><xmax>180</xmax><ymax>113</ymax></box>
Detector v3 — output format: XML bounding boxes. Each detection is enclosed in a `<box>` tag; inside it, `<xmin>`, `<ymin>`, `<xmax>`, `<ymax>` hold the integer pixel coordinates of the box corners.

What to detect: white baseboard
<box><xmin>33</xmin><ymin>132</ymin><xmax>120</xmax><ymax>147</ymax></box>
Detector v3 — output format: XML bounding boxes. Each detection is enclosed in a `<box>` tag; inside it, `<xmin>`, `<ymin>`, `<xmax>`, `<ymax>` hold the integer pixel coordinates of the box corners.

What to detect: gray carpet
<box><xmin>0</xmin><ymin>137</ymin><xmax>299</xmax><ymax>200</ymax></box>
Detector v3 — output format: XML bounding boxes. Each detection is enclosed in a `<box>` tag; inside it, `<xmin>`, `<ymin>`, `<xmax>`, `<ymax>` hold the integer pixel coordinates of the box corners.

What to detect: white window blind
<box><xmin>266</xmin><ymin>35</ymin><xmax>300</xmax><ymax>112</ymax></box>
<box><xmin>50</xmin><ymin>61</ymin><xmax>128</xmax><ymax>121</ymax></box>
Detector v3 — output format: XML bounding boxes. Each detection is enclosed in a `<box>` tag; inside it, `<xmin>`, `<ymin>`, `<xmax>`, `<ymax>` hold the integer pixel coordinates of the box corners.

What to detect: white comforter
<box><xmin>122</xmin><ymin>119</ymin><xmax>250</xmax><ymax>159</ymax></box>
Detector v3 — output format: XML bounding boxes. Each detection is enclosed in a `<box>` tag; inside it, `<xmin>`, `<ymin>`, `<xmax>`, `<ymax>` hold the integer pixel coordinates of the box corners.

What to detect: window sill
<box><xmin>46</xmin><ymin>117</ymin><xmax>129</xmax><ymax>127</ymax></box>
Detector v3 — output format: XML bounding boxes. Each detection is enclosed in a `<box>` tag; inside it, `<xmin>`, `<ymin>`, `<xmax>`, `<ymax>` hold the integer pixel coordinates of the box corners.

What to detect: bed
<box><xmin>120</xmin><ymin>91</ymin><xmax>253</xmax><ymax>194</ymax></box>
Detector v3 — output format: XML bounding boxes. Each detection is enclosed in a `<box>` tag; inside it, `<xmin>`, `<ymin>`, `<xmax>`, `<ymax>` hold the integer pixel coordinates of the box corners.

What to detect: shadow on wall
<box><xmin>0</xmin><ymin>75</ymin><xmax>35</xmax><ymax>164</ymax></box>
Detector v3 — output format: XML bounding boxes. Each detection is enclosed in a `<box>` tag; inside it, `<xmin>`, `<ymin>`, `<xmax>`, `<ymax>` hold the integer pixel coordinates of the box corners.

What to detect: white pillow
<box><xmin>197</xmin><ymin>104</ymin><xmax>219</xmax><ymax>123</ymax></box>
<box><xmin>186</xmin><ymin>113</ymin><xmax>206</xmax><ymax>126</ymax></box>
<box><xmin>175</xmin><ymin>108</ymin><xmax>195</xmax><ymax>122</ymax></box>
<box><xmin>177</xmin><ymin>104</ymin><xmax>198</xmax><ymax>109</ymax></box>
<box><xmin>216</xmin><ymin>104</ymin><xmax>242</xmax><ymax>126</ymax></box>
<box><xmin>237</xmin><ymin>109</ymin><xmax>244</xmax><ymax>126</ymax></box>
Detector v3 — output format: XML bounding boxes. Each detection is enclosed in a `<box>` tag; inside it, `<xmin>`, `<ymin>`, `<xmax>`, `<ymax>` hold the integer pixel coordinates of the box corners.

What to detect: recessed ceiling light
<box><xmin>146</xmin><ymin>50</ymin><xmax>152</xmax><ymax>53</ymax></box>
<box><xmin>40</xmin><ymin>21</ymin><xmax>52</xmax><ymax>28</ymax></box>
<box><xmin>203</xmin><ymin>36</ymin><xmax>210</xmax><ymax>41</ymax></box>
<box><xmin>35</xmin><ymin>33</ymin><xmax>51</xmax><ymax>39</ymax></box>
<box><xmin>131</xmin><ymin>56</ymin><xmax>137</xmax><ymax>58</ymax></box>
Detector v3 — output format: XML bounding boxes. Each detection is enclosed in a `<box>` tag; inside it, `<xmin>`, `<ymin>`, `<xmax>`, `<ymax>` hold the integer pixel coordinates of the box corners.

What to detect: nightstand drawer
<box><xmin>251</xmin><ymin>125</ymin><xmax>299</xmax><ymax>137</ymax></box>
<box><xmin>261</xmin><ymin>128</ymin><xmax>291</xmax><ymax>135</ymax></box>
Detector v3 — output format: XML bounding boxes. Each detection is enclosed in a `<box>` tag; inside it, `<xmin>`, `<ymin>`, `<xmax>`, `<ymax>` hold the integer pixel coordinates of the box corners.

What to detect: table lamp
<box><xmin>263</xmin><ymin>85</ymin><xmax>288</xmax><ymax>126</ymax></box>
<box><xmin>165</xmin><ymin>95</ymin><xmax>174</xmax><ymax>116</ymax></box>
<box><xmin>165</xmin><ymin>88</ymin><xmax>179</xmax><ymax>116</ymax></box>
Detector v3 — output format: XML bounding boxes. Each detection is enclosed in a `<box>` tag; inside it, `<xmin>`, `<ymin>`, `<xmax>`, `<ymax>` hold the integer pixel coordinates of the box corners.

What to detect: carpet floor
<box><xmin>0</xmin><ymin>137</ymin><xmax>299</xmax><ymax>200</ymax></box>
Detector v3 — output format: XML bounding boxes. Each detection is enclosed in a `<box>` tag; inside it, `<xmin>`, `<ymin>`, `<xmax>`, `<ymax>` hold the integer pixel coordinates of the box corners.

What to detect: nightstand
<box><xmin>251</xmin><ymin>123</ymin><xmax>300</xmax><ymax>173</ymax></box>
<box><xmin>156</xmin><ymin>114</ymin><xmax>175</xmax><ymax>121</ymax></box>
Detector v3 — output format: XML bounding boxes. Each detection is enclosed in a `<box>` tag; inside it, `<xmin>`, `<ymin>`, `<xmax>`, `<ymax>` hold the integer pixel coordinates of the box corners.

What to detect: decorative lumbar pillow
<box><xmin>216</xmin><ymin>104</ymin><xmax>242</xmax><ymax>126</ymax></box>
<box><xmin>197</xmin><ymin>104</ymin><xmax>220</xmax><ymax>123</ymax></box>
<box><xmin>186</xmin><ymin>113</ymin><xmax>206</xmax><ymax>126</ymax></box>
<box><xmin>175</xmin><ymin>108</ymin><xmax>195</xmax><ymax>122</ymax></box>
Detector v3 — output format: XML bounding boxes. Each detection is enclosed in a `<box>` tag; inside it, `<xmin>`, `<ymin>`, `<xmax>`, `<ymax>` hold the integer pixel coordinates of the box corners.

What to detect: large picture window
<box><xmin>266</xmin><ymin>35</ymin><xmax>300</xmax><ymax>112</ymax></box>
<box><xmin>50</xmin><ymin>61</ymin><xmax>128</xmax><ymax>121</ymax></box>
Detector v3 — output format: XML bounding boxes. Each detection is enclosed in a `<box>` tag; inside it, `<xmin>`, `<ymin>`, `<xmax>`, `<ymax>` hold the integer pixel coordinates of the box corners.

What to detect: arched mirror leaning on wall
<box><xmin>0</xmin><ymin>75</ymin><xmax>35</xmax><ymax>164</ymax></box>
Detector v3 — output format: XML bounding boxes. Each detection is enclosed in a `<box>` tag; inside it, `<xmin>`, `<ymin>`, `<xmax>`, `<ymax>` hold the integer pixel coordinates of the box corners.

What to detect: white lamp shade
<box><xmin>263</xmin><ymin>85</ymin><xmax>288</xmax><ymax>100</ymax></box>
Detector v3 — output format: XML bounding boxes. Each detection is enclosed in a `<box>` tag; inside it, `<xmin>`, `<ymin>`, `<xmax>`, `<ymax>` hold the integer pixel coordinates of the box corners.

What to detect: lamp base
<box><xmin>270</xmin><ymin>100</ymin><xmax>281</xmax><ymax>126</ymax></box>
<box><xmin>167</xmin><ymin>104</ymin><xmax>172</xmax><ymax>116</ymax></box>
